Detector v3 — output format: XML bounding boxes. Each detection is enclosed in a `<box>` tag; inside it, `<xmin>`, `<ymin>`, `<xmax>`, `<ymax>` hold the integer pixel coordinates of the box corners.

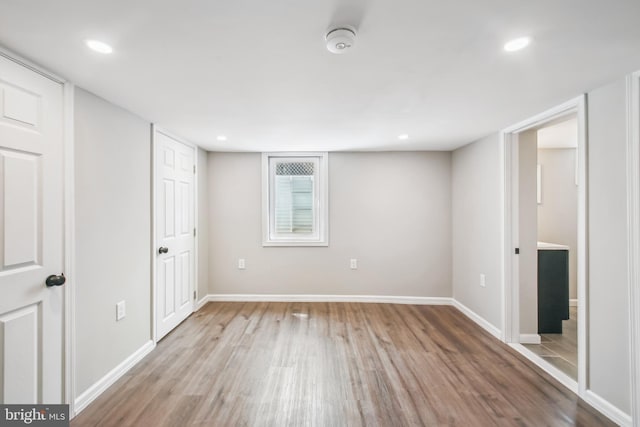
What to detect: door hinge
<box><xmin>515</xmin><ymin>248</ymin><xmax>520</xmax><ymax>255</ymax></box>
<box><xmin>193</xmin><ymin>165</ymin><xmax>196</xmax><ymax>174</ymax></box>
<box><xmin>193</xmin><ymin>291</ymin><xmax>196</xmax><ymax>300</ymax></box>
<box><xmin>193</xmin><ymin>227</ymin><xmax>196</xmax><ymax>237</ymax></box>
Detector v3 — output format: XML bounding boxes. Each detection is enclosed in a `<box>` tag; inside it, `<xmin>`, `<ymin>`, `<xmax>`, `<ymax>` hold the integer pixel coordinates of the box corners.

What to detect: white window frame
<box><xmin>262</xmin><ymin>152</ymin><xmax>329</xmax><ymax>246</ymax></box>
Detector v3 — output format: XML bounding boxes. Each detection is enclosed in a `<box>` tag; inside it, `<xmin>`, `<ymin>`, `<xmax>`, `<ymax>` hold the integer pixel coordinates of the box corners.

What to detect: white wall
<box><xmin>587</xmin><ymin>78</ymin><xmax>631</xmax><ymax>414</ymax></box>
<box><xmin>451</xmin><ymin>134</ymin><xmax>502</xmax><ymax>330</ymax></box>
<box><xmin>537</xmin><ymin>148</ymin><xmax>578</xmax><ymax>300</ymax></box>
<box><xmin>74</xmin><ymin>88</ymin><xmax>151</xmax><ymax>395</ymax></box>
<box><xmin>452</xmin><ymin>75</ymin><xmax>634</xmax><ymax>419</ymax></box>
<box><xmin>207</xmin><ymin>151</ymin><xmax>452</xmax><ymax>297</ymax></box>
<box><xmin>197</xmin><ymin>147</ymin><xmax>209</xmax><ymax>300</ymax></box>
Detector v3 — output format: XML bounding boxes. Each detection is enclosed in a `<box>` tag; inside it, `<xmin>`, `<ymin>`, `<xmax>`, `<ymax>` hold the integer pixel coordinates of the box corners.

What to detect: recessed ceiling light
<box><xmin>216</xmin><ymin>135</ymin><xmax>227</xmax><ymax>141</ymax></box>
<box><xmin>398</xmin><ymin>134</ymin><xmax>409</xmax><ymax>140</ymax></box>
<box><xmin>85</xmin><ymin>39</ymin><xmax>113</xmax><ymax>54</ymax></box>
<box><xmin>504</xmin><ymin>37</ymin><xmax>531</xmax><ymax>52</ymax></box>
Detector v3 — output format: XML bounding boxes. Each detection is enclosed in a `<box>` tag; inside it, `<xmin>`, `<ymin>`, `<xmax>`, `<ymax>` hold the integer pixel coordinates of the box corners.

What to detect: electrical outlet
<box><xmin>350</xmin><ymin>259</ymin><xmax>358</xmax><ymax>270</ymax></box>
<box><xmin>238</xmin><ymin>258</ymin><xmax>246</xmax><ymax>270</ymax></box>
<box><xmin>116</xmin><ymin>301</ymin><xmax>126</xmax><ymax>321</ymax></box>
<box><xmin>480</xmin><ymin>274</ymin><xmax>486</xmax><ymax>288</ymax></box>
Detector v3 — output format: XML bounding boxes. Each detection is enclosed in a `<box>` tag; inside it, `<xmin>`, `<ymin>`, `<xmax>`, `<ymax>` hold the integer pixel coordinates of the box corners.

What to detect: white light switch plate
<box><xmin>116</xmin><ymin>301</ymin><xmax>126</xmax><ymax>321</ymax></box>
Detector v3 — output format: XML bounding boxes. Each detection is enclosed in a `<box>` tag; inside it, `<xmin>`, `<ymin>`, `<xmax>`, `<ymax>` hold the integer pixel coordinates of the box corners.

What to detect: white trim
<box><xmin>519</xmin><ymin>334</ymin><xmax>541</xmax><ymax>344</ymax></box>
<box><xmin>0</xmin><ymin>45</ymin><xmax>66</xmax><ymax>84</ymax></box>
<box><xmin>576</xmin><ymin>96</ymin><xmax>589</xmax><ymax>396</ymax></box>
<box><xmin>509</xmin><ymin>344</ymin><xmax>578</xmax><ymax>394</ymax></box>
<box><xmin>583</xmin><ymin>390</ymin><xmax>632</xmax><ymax>427</ymax></box>
<box><xmin>74</xmin><ymin>340</ymin><xmax>155</xmax><ymax>415</ymax></box>
<box><xmin>194</xmin><ymin>147</ymin><xmax>200</xmax><ymax>307</ymax></box>
<box><xmin>151</xmin><ymin>126</ymin><xmax>197</xmax><ymax>342</ymax></box>
<box><xmin>569</xmin><ymin>298</ymin><xmax>578</xmax><ymax>307</ymax></box>
<box><xmin>261</xmin><ymin>152</ymin><xmax>329</xmax><ymax>247</ymax></box>
<box><xmin>501</xmin><ymin>134</ymin><xmax>521</xmax><ymax>343</ymax></box>
<box><xmin>502</xmin><ymin>98</ymin><xmax>581</xmax><ymax>134</ymax></box>
<box><xmin>499</xmin><ymin>124</ymin><xmax>510</xmax><ymax>342</ymax></box>
<box><xmin>150</xmin><ymin>125</ymin><xmax>157</xmax><ymax>343</ymax></box>
<box><xmin>195</xmin><ymin>295</ymin><xmax>210</xmax><ymax>311</ymax></box>
<box><xmin>626</xmin><ymin>70</ymin><xmax>640</xmax><ymax>427</ymax></box>
<box><xmin>500</xmin><ymin>95</ymin><xmax>588</xmax><ymax>395</ymax></box>
<box><xmin>63</xmin><ymin>83</ymin><xmax>76</xmax><ymax>416</ymax></box>
<box><xmin>201</xmin><ymin>293</ymin><xmax>452</xmax><ymax>305</ymax></box>
<box><xmin>451</xmin><ymin>299</ymin><xmax>502</xmax><ymax>339</ymax></box>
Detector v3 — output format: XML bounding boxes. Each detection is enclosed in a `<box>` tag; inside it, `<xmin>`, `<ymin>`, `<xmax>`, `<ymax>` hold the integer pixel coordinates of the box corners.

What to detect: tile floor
<box><xmin>523</xmin><ymin>306</ymin><xmax>577</xmax><ymax>379</ymax></box>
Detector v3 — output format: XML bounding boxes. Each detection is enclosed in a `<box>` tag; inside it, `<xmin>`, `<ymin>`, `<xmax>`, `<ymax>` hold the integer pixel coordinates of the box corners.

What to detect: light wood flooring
<box><xmin>523</xmin><ymin>306</ymin><xmax>578</xmax><ymax>379</ymax></box>
<box><xmin>71</xmin><ymin>302</ymin><xmax>611</xmax><ymax>426</ymax></box>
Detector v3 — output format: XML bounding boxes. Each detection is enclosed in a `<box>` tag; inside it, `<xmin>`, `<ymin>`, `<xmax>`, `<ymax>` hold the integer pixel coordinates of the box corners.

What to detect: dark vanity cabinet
<box><xmin>537</xmin><ymin>246</ymin><xmax>569</xmax><ymax>334</ymax></box>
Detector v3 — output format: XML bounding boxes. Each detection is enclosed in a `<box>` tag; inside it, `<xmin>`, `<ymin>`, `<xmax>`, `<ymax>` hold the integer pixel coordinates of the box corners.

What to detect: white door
<box><xmin>155</xmin><ymin>129</ymin><xmax>195</xmax><ymax>340</ymax></box>
<box><xmin>0</xmin><ymin>56</ymin><xmax>64</xmax><ymax>403</ymax></box>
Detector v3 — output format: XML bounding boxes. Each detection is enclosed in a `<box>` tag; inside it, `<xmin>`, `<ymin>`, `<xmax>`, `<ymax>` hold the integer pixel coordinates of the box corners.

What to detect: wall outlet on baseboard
<box><xmin>238</xmin><ymin>258</ymin><xmax>246</xmax><ymax>270</ymax></box>
<box><xmin>479</xmin><ymin>274</ymin><xmax>486</xmax><ymax>287</ymax></box>
<box><xmin>350</xmin><ymin>259</ymin><xmax>358</xmax><ymax>270</ymax></box>
<box><xmin>116</xmin><ymin>301</ymin><xmax>126</xmax><ymax>321</ymax></box>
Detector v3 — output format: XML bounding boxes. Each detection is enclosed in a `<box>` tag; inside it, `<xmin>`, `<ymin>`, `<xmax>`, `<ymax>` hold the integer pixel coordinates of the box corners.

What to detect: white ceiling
<box><xmin>537</xmin><ymin>117</ymin><xmax>578</xmax><ymax>149</ymax></box>
<box><xmin>1</xmin><ymin>0</ymin><xmax>640</xmax><ymax>151</ymax></box>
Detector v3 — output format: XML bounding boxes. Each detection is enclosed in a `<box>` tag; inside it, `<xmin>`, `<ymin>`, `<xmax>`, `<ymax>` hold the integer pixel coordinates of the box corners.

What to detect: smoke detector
<box><xmin>325</xmin><ymin>27</ymin><xmax>356</xmax><ymax>54</ymax></box>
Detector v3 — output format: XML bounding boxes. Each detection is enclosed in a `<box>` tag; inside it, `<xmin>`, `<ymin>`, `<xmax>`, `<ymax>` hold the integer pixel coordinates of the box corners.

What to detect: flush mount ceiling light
<box><xmin>85</xmin><ymin>39</ymin><xmax>113</xmax><ymax>54</ymax></box>
<box><xmin>504</xmin><ymin>37</ymin><xmax>531</xmax><ymax>52</ymax></box>
<box><xmin>325</xmin><ymin>27</ymin><xmax>357</xmax><ymax>54</ymax></box>
<box><xmin>216</xmin><ymin>135</ymin><xmax>227</xmax><ymax>141</ymax></box>
<box><xmin>398</xmin><ymin>134</ymin><xmax>409</xmax><ymax>140</ymax></box>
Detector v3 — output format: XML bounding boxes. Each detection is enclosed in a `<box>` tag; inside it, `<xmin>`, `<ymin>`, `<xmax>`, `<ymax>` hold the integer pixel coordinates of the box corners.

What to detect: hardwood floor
<box><xmin>71</xmin><ymin>302</ymin><xmax>613</xmax><ymax>426</ymax></box>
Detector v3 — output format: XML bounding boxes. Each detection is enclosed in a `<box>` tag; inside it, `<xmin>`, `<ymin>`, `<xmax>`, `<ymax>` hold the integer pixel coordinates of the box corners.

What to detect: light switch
<box><xmin>116</xmin><ymin>301</ymin><xmax>126</xmax><ymax>321</ymax></box>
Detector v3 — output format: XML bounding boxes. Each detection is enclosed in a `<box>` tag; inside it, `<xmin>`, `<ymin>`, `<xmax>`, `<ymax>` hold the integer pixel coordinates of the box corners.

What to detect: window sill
<box><xmin>262</xmin><ymin>240</ymin><xmax>329</xmax><ymax>247</ymax></box>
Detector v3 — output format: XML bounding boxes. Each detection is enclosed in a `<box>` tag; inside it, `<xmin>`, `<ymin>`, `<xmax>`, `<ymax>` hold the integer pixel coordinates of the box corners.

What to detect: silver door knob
<box><xmin>158</xmin><ymin>247</ymin><xmax>169</xmax><ymax>254</ymax></box>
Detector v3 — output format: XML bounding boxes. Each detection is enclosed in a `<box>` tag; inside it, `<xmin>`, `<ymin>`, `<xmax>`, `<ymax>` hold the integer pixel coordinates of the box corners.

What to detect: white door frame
<box><xmin>499</xmin><ymin>95</ymin><xmax>588</xmax><ymax>394</ymax></box>
<box><xmin>626</xmin><ymin>71</ymin><xmax>640</xmax><ymax>427</ymax></box>
<box><xmin>151</xmin><ymin>125</ymin><xmax>197</xmax><ymax>342</ymax></box>
<box><xmin>0</xmin><ymin>47</ymin><xmax>75</xmax><ymax>413</ymax></box>
<box><xmin>63</xmin><ymin>82</ymin><xmax>76</xmax><ymax>416</ymax></box>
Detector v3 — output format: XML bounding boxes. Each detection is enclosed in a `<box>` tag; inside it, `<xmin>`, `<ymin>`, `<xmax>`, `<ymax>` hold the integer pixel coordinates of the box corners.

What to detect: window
<box><xmin>262</xmin><ymin>152</ymin><xmax>328</xmax><ymax>246</ymax></box>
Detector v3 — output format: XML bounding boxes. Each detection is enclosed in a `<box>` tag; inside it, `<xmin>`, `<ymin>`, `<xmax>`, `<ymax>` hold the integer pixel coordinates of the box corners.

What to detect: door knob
<box><xmin>46</xmin><ymin>273</ymin><xmax>66</xmax><ymax>287</ymax></box>
<box><xmin>158</xmin><ymin>246</ymin><xmax>169</xmax><ymax>254</ymax></box>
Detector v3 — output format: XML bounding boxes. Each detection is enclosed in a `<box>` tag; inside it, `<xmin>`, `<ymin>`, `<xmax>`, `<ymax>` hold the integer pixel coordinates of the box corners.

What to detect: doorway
<box><xmin>522</xmin><ymin>116</ymin><xmax>579</xmax><ymax>380</ymax></box>
<box><xmin>501</xmin><ymin>96</ymin><xmax>587</xmax><ymax>394</ymax></box>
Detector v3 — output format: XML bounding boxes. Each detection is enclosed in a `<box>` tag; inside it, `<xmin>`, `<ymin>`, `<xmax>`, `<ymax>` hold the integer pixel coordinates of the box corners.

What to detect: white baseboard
<box><xmin>201</xmin><ymin>294</ymin><xmax>453</xmax><ymax>305</ymax></box>
<box><xmin>511</xmin><ymin>344</ymin><xmax>631</xmax><ymax>426</ymax></box>
<box><xmin>195</xmin><ymin>295</ymin><xmax>210</xmax><ymax>311</ymax></box>
<box><xmin>74</xmin><ymin>340</ymin><xmax>155</xmax><ymax>415</ymax></box>
<box><xmin>570</xmin><ymin>299</ymin><xmax>578</xmax><ymax>307</ymax></box>
<box><xmin>509</xmin><ymin>343</ymin><xmax>578</xmax><ymax>394</ymax></box>
<box><xmin>583</xmin><ymin>390</ymin><xmax>632</xmax><ymax>427</ymax></box>
<box><xmin>519</xmin><ymin>334</ymin><xmax>541</xmax><ymax>344</ymax></box>
<box><xmin>450</xmin><ymin>299</ymin><xmax>502</xmax><ymax>340</ymax></box>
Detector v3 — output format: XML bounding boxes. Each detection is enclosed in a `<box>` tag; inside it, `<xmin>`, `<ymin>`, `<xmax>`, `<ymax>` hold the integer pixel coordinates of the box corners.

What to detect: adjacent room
<box><xmin>0</xmin><ymin>0</ymin><xmax>639</xmax><ymax>426</ymax></box>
